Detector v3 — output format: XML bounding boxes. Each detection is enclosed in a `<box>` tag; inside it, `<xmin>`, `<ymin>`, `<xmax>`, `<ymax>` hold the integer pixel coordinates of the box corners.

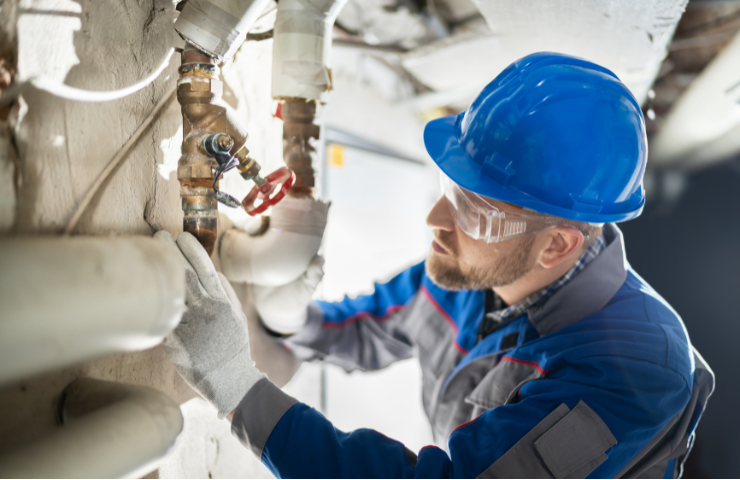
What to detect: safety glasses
<box><xmin>440</xmin><ymin>173</ymin><xmax>556</xmax><ymax>243</ymax></box>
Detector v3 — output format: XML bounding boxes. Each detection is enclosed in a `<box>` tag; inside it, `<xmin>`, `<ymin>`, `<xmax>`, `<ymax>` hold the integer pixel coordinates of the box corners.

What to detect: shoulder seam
<box><xmin>562</xmin><ymin>353</ymin><xmax>692</xmax><ymax>391</ymax></box>
<box><xmin>641</xmin><ymin>288</ymin><xmax>654</xmax><ymax>324</ymax></box>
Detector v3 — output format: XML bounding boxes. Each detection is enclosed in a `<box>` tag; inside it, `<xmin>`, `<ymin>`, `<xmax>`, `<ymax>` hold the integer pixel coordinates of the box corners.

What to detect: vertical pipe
<box><xmin>281</xmin><ymin>100</ymin><xmax>321</xmax><ymax>197</ymax></box>
<box><xmin>177</xmin><ymin>47</ymin><xmax>222</xmax><ymax>255</ymax></box>
<box><xmin>271</xmin><ymin>0</ymin><xmax>348</xmax><ymax>103</ymax></box>
<box><xmin>271</xmin><ymin>0</ymin><xmax>348</xmax><ymax>198</ymax></box>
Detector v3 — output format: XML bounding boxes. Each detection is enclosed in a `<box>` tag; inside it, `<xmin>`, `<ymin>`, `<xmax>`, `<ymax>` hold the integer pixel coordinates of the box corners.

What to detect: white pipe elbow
<box><xmin>0</xmin><ymin>378</ymin><xmax>184</xmax><ymax>478</ymax></box>
<box><xmin>219</xmin><ymin>196</ymin><xmax>330</xmax><ymax>287</ymax></box>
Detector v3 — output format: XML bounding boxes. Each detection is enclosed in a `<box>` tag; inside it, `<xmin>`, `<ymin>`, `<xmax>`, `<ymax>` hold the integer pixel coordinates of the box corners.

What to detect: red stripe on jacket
<box><xmin>420</xmin><ymin>285</ymin><xmax>469</xmax><ymax>354</ymax></box>
<box><xmin>500</xmin><ymin>355</ymin><xmax>549</xmax><ymax>375</ymax></box>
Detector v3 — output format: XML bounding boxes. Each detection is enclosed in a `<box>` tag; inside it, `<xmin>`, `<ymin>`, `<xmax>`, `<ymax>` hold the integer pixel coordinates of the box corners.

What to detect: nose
<box><xmin>427</xmin><ymin>196</ymin><xmax>455</xmax><ymax>232</ymax></box>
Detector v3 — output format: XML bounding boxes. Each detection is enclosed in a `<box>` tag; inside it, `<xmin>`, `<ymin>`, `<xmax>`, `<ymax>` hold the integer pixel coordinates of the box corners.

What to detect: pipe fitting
<box><xmin>271</xmin><ymin>0</ymin><xmax>349</xmax><ymax>103</ymax></box>
<box><xmin>281</xmin><ymin>99</ymin><xmax>321</xmax><ymax>193</ymax></box>
<box><xmin>175</xmin><ymin>0</ymin><xmax>273</xmax><ymax>61</ymax></box>
<box><xmin>220</xmin><ymin>195</ymin><xmax>330</xmax><ymax>286</ymax></box>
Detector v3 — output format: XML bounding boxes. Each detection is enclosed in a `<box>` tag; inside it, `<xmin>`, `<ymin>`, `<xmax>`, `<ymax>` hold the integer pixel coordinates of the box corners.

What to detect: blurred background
<box><xmin>0</xmin><ymin>0</ymin><xmax>738</xmax><ymax>477</ymax></box>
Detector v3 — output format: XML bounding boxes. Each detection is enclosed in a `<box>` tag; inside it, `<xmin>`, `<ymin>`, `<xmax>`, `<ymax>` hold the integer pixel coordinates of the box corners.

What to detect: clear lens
<box><xmin>440</xmin><ymin>172</ymin><xmax>555</xmax><ymax>243</ymax></box>
<box><xmin>441</xmin><ymin>174</ymin><xmax>485</xmax><ymax>239</ymax></box>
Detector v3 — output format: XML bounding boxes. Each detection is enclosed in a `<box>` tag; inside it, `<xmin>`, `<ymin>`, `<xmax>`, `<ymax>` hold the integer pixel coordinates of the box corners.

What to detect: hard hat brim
<box><xmin>423</xmin><ymin>114</ymin><xmax>644</xmax><ymax>223</ymax></box>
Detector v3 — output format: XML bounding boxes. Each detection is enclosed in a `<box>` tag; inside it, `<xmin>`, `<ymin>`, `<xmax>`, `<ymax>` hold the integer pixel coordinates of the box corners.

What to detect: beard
<box><xmin>426</xmin><ymin>232</ymin><xmax>536</xmax><ymax>291</ymax></box>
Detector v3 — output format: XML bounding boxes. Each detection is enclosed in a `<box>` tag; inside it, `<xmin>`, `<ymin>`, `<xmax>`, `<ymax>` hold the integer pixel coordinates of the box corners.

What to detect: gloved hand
<box><xmin>252</xmin><ymin>255</ymin><xmax>325</xmax><ymax>335</ymax></box>
<box><xmin>155</xmin><ymin>231</ymin><xmax>265</xmax><ymax>418</ymax></box>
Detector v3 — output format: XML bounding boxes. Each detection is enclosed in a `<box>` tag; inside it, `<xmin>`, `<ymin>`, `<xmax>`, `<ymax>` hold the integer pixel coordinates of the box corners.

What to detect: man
<box><xmin>157</xmin><ymin>52</ymin><xmax>714</xmax><ymax>478</ymax></box>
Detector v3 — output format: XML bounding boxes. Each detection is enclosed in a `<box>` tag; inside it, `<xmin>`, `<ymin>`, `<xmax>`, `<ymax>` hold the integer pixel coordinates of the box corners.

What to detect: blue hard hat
<box><xmin>424</xmin><ymin>52</ymin><xmax>647</xmax><ymax>223</ymax></box>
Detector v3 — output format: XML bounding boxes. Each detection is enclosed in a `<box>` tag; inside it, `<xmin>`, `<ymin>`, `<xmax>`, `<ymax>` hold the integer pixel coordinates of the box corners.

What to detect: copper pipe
<box><xmin>281</xmin><ymin>99</ymin><xmax>320</xmax><ymax>198</ymax></box>
<box><xmin>177</xmin><ymin>46</ymin><xmax>249</xmax><ymax>255</ymax></box>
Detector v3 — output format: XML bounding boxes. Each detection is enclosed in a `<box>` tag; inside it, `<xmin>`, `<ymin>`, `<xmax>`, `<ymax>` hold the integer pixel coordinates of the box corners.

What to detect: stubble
<box><xmin>426</xmin><ymin>233</ymin><xmax>536</xmax><ymax>291</ymax></box>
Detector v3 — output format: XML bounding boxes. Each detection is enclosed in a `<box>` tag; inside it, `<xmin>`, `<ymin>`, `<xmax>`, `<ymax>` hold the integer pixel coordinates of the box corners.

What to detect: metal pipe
<box><xmin>177</xmin><ymin>46</ymin><xmax>249</xmax><ymax>255</ymax></box>
<box><xmin>0</xmin><ymin>237</ymin><xmax>185</xmax><ymax>387</ymax></box>
<box><xmin>178</xmin><ymin>45</ymin><xmax>294</xmax><ymax>245</ymax></box>
<box><xmin>272</xmin><ymin>0</ymin><xmax>348</xmax><ymax>196</ymax></box>
<box><xmin>0</xmin><ymin>379</ymin><xmax>184</xmax><ymax>478</ymax></box>
<box><xmin>281</xmin><ymin>100</ymin><xmax>321</xmax><ymax>195</ymax></box>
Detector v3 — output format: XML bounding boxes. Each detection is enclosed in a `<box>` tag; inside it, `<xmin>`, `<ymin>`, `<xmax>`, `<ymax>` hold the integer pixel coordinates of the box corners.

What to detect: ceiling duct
<box><xmin>401</xmin><ymin>0</ymin><xmax>688</xmax><ymax>110</ymax></box>
<box><xmin>649</xmin><ymin>29</ymin><xmax>740</xmax><ymax>169</ymax></box>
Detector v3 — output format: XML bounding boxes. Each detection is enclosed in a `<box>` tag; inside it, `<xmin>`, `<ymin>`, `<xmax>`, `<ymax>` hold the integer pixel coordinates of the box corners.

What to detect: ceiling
<box><xmin>332</xmin><ymin>0</ymin><xmax>740</xmax><ymax>169</ymax></box>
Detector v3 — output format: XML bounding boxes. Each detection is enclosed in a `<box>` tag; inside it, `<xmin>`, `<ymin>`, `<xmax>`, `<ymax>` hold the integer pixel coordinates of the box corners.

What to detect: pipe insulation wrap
<box><xmin>0</xmin><ymin>379</ymin><xmax>184</xmax><ymax>478</ymax></box>
<box><xmin>175</xmin><ymin>0</ymin><xmax>273</xmax><ymax>60</ymax></box>
<box><xmin>272</xmin><ymin>0</ymin><xmax>349</xmax><ymax>102</ymax></box>
<box><xmin>650</xmin><ymin>31</ymin><xmax>740</xmax><ymax>168</ymax></box>
<box><xmin>253</xmin><ymin>255</ymin><xmax>325</xmax><ymax>334</ymax></box>
<box><xmin>220</xmin><ymin>196</ymin><xmax>330</xmax><ymax>286</ymax></box>
<box><xmin>0</xmin><ymin>237</ymin><xmax>186</xmax><ymax>386</ymax></box>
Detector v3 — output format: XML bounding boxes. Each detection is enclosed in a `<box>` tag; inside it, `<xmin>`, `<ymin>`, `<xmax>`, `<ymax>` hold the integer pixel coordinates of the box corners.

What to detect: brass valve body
<box><xmin>177</xmin><ymin>46</ymin><xmax>248</xmax><ymax>255</ymax></box>
<box><xmin>281</xmin><ymin>99</ymin><xmax>320</xmax><ymax>197</ymax></box>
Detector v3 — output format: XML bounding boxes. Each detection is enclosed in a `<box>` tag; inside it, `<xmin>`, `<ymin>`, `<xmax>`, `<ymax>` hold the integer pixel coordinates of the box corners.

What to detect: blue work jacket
<box><xmin>231</xmin><ymin>224</ymin><xmax>714</xmax><ymax>478</ymax></box>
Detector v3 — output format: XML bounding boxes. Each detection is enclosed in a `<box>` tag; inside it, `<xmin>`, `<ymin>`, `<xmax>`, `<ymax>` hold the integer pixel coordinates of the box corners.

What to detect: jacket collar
<box><xmin>526</xmin><ymin>223</ymin><xmax>629</xmax><ymax>336</ymax></box>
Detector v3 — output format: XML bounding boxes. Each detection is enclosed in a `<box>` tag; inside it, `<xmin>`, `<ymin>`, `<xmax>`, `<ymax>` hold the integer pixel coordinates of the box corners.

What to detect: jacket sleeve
<box><xmin>231</xmin><ymin>354</ymin><xmax>692</xmax><ymax>479</ymax></box>
<box><xmin>282</xmin><ymin>261</ymin><xmax>425</xmax><ymax>372</ymax></box>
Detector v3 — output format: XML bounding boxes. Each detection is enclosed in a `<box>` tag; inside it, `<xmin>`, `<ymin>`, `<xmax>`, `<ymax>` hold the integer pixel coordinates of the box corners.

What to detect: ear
<box><xmin>537</xmin><ymin>227</ymin><xmax>585</xmax><ymax>269</ymax></box>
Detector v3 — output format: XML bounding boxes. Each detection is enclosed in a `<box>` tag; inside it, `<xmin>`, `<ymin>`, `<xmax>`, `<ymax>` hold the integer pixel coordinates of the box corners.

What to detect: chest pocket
<box><xmin>465</xmin><ymin>357</ymin><xmax>546</xmax><ymax>414</ymax></box>
<box><xmin>404</xmin><ymin>294</ymin><xmax>459</xmax><ymax>378</ymax></box>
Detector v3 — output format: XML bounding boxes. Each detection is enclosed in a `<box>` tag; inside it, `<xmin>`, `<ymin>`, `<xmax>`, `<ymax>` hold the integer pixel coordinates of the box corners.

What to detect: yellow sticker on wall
<box><xmin>329</xmin><ymin>144</ymin><xmax>345</xmax><ymax>167</ymax></box>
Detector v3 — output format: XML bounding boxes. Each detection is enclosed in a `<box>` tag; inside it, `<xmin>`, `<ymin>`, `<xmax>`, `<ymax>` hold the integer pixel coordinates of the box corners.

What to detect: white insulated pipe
<box><xmin>650</xmin><ymin>31</ymin><xmax>740</xmax><ymax>169</ymax></box>
<box><xmin>272</xmin><ymin>0</ymin><xmax>349</xmax><ymax>103</ymax></box>
<box><xmin>175</xmin><ymin>0</ymin><xmax>273</xmax><ymax>60</ymax></box>
<box><xmin>219</xmin><ymin>196</ymin><xmax>329</xmax><ymax>287</ymax></box>
<box><xmin>0</xmin><ymin>237</ymin><xmax>185</xmax><ymax>387</ymax></box>
<box><xmin>0</xmin><ymin>378</ymin><xmax>184</xmax><ymax>478</ymax></box>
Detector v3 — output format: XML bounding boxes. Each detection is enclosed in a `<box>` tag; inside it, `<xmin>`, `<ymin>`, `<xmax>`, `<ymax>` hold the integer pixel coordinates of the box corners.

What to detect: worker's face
<box><xmin>425</xmin><ymin>195</ymin><xmax>537</xmax><ymax>290</ymax></box>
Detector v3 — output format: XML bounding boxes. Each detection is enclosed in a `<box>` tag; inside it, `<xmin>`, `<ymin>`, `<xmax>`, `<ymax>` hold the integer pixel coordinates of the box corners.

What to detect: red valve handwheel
<box><xmin>241</xmin><ymin>166</ymin><xmax>295</xmax><ymax>216</ymax></box>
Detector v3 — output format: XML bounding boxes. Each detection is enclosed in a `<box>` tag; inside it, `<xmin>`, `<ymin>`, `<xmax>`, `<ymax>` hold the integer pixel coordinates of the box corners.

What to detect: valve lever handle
<box><xmin>241</xmin><ymin>167</ymin><xmax>295</xmax><ymax>216</ymax></box>
<box><xmin>214</xmin><ymin>190</ymin><xmax>242</xmax><ymax>208</ymax></box>
<box><xmin>204</xmin><ymin>133</ymin><xmax>243</xmax><ymax>208</ymax></box>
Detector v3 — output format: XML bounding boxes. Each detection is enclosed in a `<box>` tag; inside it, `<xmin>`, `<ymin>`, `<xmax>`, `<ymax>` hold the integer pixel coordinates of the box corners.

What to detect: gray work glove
<box><xmin>252</xmin><ymin>255</ymin><xmax>325</xmax><ymax>335</ymax></box>
<box><xmin>155</xmin><ymin>231</ymin><xmax>265</xmax><ymax>418</ymax></box>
